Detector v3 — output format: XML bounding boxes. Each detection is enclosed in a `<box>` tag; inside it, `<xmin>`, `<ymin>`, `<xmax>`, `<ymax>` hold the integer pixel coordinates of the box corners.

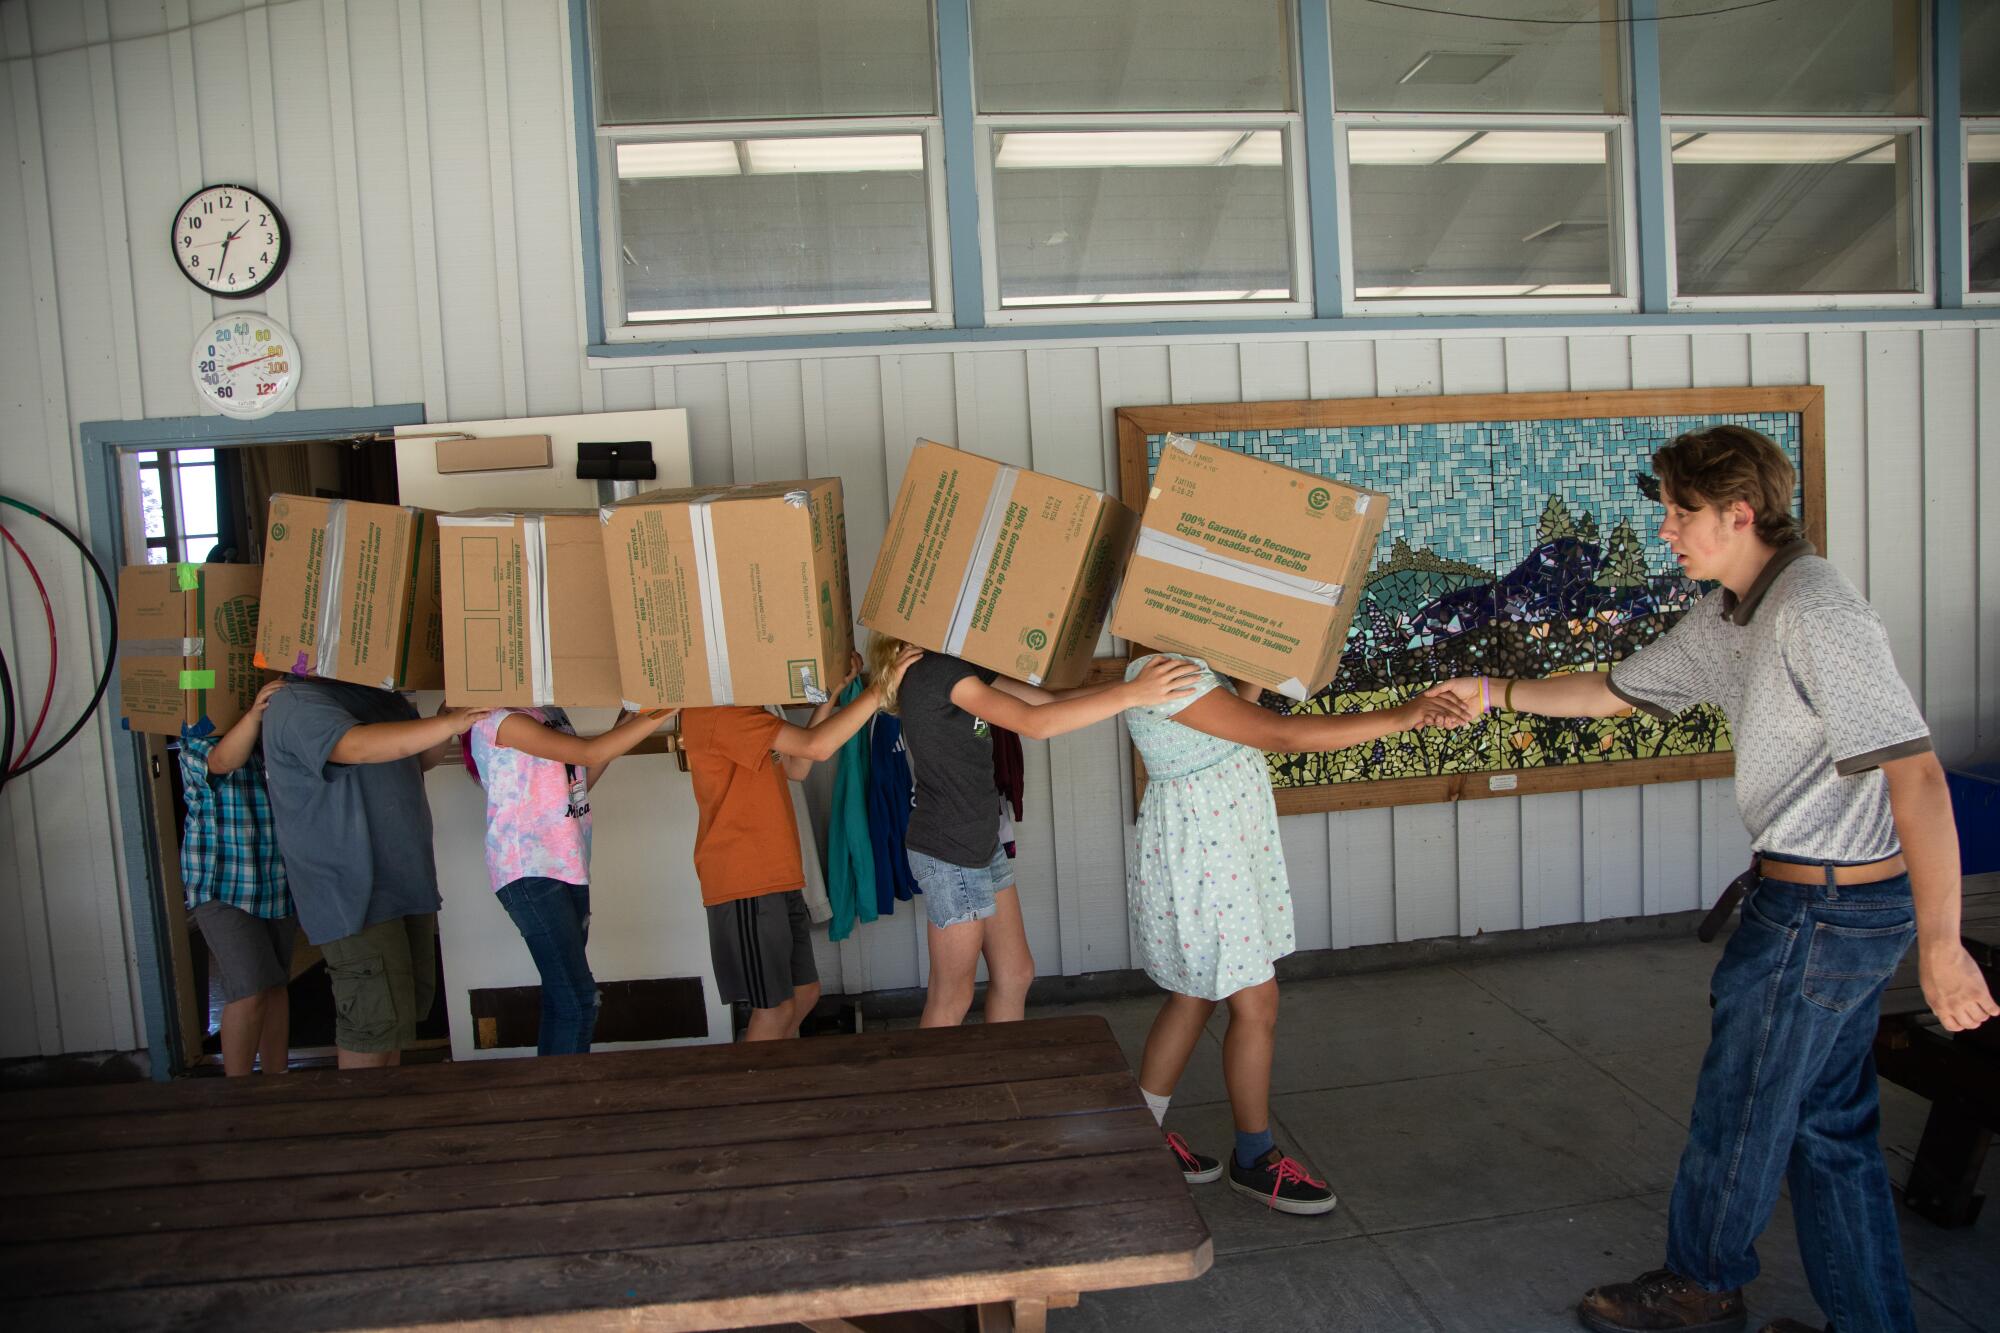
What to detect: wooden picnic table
<box><xmin>0</xmin><ymin>1015</ymin><xmax>1211</xmax><ymax>1332</ymax></box>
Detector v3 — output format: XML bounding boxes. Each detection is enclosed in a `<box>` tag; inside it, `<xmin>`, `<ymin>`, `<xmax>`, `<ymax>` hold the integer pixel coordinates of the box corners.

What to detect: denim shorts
<box><xmin>907</xmin><ymin>846</ymin><xmax>1014</xmax><ymax>929</ymax></box>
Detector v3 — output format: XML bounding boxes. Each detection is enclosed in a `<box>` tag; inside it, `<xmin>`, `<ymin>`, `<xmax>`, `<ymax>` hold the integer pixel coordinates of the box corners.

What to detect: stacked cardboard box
<box><xmin>599</xmin><ymin>479</ymin><xmax>852</xmax><ymax>708</ymax></box>
<box><xmin>860</xmin><ymin>441</ymin><xmax>1138</xmax><ymax>688</ymax></box>
<box><xmin>117</xmin><ymin>563</ymin><xmax>266</xmax><ymax>736</ymax></box>
<box><xmin>253</xmin><ymin>495</ymin><xmax>444</xmax><ymax>690</ymax></box>
<box><xmin>1110</xmin><ymin>434</ymin><xmax>1386</xmax><ymax>701</ymax></box>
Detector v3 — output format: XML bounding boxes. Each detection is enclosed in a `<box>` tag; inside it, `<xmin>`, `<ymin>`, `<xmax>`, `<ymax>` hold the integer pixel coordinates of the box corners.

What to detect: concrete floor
<box><xmin>1019</xmin><ymin>934</ymin><xmax>1998</xmax><ymax>1333</ymax></box>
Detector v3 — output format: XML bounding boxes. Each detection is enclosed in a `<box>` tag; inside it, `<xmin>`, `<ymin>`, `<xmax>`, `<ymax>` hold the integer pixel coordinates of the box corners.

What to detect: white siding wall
<box><xmin>2</xmin><ymin>0</ymin><xmax>1995</xmax><ymax>1055</ymax></box>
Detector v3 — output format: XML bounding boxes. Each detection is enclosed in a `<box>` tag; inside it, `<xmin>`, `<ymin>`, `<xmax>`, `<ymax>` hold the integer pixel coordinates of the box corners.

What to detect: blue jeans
<box><xmin>1666</xmin><ymin>871</ymin><xmax>1917</xmax><ymax>1331</ymax></box>
<box><xmin>495</xmin><ymin>877</ymin><xmax>598</xmax><ymax>1056</ymax></box>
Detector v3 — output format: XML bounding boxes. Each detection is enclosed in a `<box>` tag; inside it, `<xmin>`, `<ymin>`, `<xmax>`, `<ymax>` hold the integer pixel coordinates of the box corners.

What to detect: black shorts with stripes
<box><xmin>705</xmin><ymin>889</ymin><xmax>817</xmax><ymax>1011</ymax></box>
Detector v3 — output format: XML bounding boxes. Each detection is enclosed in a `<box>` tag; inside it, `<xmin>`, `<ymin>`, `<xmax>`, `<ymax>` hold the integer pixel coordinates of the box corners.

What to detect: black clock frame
<box><xmin>170</xmin><ymin>183</ymin><xmax>291</xmax><ymax>299</ymax></box>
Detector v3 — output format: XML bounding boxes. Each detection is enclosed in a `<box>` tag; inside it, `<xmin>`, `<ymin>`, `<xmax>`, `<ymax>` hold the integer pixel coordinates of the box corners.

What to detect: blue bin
<box><xmin>1946</xmin><ymin>765</ymin><xmax>2000</xmax><ymax>875</ymax></box>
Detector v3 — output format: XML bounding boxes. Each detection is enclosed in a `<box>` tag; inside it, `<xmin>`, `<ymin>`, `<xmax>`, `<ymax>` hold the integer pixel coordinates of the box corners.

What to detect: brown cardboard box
<box><xmin>599</xmin><ymin>478</ymin><xmax>853</xmax><ymax>708</ymax></box>
<box><xmin>117</xmin><ymin>563</ymin><xmax>267</xmax><ymax>736</ymax></box>
<box><xmin>436</xmin><ymin>509</ymin><xmax>621</xmax><ymax>707</ymax></box>
<box><xmin>427</xmin><ymin>434</ymin><xmax>553</xmax><ymax>475</ymax></box>
<box><xmin>1109</xmin><ymin>434</ymin><xmax>1387</xmax><ymax>702</ymax></box>
<box><xmin>859</xmin><ymin>441</ymin><xmax>1139</xmax><ymax>688</ymax></box>
<box><xmin>252</xmin><ymin>495</ymin><xmax>444</xmax><ymax>690</ymax></box>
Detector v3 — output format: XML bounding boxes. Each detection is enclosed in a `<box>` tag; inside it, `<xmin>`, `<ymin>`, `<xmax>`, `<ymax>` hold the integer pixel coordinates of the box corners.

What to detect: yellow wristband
<box><xmin>1504</xmin><ymin>678</ymin><xmax>1517</xmax><ymax>712</ymax></box>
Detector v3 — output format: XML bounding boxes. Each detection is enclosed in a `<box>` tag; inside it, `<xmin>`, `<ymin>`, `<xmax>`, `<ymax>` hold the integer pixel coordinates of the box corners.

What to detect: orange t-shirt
<box><xmin>679</xmin><ymin>706</ymin><xmax>804</xmax><ymax>906</ymax></box>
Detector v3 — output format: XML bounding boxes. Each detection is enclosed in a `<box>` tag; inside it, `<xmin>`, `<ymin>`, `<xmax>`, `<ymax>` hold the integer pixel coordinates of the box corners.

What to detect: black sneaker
<box><xmin>1227</xmin><ymin>1146</ymin><xmax>1337</xmax><ymax>1215</ymax></box>
<box><xmin>1166</xmin><ymin>1130</ymin><xmax>1222</xmax><ymax>1183</ymax></box>
<box><xmin>1576</xmin><ymin>1268</ymin><xmax>1746</xmax><ymax>1333</ymax></box>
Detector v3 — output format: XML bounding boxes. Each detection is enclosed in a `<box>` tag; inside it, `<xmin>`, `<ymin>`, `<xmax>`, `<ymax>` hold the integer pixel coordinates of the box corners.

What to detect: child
<box><xmin>1121</xmin><ymin>655</ymin><xmax>1473</xmax><ymax>1214</ymax></box>
<box><xmin>262</xmin><ymin>679</ymin><xmax>491</xmax><ymax>1069</ymax></box>
<box><xmin>682</xmin><ymin>647</ymin><xmax>922</xmax><ymax>1041</ymax></box>
<box><xmin>863</xmin><ymin>637</ymin><xmax>1201</xmax><ymax>1028</ymax></box>
<box><xmin>462</xmin><ymin>705</ymin><xmax>678</xmax><ymax>1055</ymax></box>
<box><xmin>180</xmin><ymin>677</ymin><xmax>293</xmax><ymax>1076</ymax></box>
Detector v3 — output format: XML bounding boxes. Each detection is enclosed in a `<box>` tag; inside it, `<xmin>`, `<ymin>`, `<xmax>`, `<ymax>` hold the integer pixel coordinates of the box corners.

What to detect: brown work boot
<box><xmin>1576</xmin><ymin>1268</ymin><xmax>1746</xmax><ymax>1332</ymax></box>
<box><xmin>1755</xmin><ymin>1322</ymin><xmax>1825</xmax><ymax>1333</ymax></box>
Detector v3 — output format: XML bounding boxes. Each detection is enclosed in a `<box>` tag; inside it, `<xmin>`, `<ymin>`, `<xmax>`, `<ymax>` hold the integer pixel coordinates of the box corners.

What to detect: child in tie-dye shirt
<box><xmin>464</xmin><ymin>706</ymin><xmax>675</xmax><ymax>1055</ymax></box>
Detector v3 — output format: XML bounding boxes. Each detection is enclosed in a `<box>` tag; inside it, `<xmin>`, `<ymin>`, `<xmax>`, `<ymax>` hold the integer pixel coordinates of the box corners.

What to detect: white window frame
<box><xmin>1966</xmin><ymin>119</ymin><xmax>2000</xmax><ymax>306</ymax></box>
<box><xmin>597</xmin><ymin>119</ymin><xmax>954</xmax><ymax>340</ymax></box>
<box><xmin>1662</xmin><ymin>116</ymin><xmax>1935</xmax><ymax>312</ymax></box>
<box><xmin>972</xmin><ymin>112</ymin><xmax>1313</xmax><ymax>325</ymax></box>
<box><xmin>1332</xmin><ymin>112</ymin><xmax>1639</xmax><ymax>316</ymax></box>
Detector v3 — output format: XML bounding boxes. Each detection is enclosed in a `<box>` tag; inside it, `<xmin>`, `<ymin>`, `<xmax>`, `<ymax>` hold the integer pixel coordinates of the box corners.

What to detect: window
<box><xmin>1659</xmin><ymin>0</ymin><xmax>1928</xmax><ymax>307</ymax></box>
<box><xmin>1966</xmin><ymin>0</ymin><xmax>2000</xmax><ymax>300</ymax></box>
<box><xmin>1329</xmin><ymin>0</ymin><xmax>1633</xmax><ymax>311</ymax></box>
<box><xmin>137</xmin><ymin>449</ymin><xmax>221</xmax><ymax>565</ymax></box>
<box><xmin>592</xmin><ymin>0</ymin><xmax>950</xmax><ymax>336</ymax></box>
<box><xmin>971</xmin><ymin>0</ymin><xmax>1308</xmax><ymax>321</ymax></box>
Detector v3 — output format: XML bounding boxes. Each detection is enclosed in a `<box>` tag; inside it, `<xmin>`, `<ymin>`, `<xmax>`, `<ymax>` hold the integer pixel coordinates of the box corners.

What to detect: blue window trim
<box><xmin>567</xmin><ymin>0</ymin><xmax>1991</xmax><ymax>364</ymax></box>
<box><xmin>77</xmin><ymin>403</ymin><xmax>430</xmax><ymax>1080</ymax></box>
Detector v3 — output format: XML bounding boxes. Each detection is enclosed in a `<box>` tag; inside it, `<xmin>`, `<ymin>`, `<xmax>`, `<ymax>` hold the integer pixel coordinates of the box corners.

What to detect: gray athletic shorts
<box><xmin>190</xmin><ymin>900</ymin><xmax>295</xmax><ymax>1003</ymax></box>
<box><xmin>706</xmin><ymin>890</ymin><xmax>817</xmax><ymax>1011</ymax></box>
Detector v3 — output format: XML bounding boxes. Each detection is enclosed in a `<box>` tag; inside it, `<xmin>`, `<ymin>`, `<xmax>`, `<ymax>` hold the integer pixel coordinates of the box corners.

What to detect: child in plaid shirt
<box><xmin>180</xmin><ymin>678</ymin><xmax>293</xmax><ymax>1076</ymax></box>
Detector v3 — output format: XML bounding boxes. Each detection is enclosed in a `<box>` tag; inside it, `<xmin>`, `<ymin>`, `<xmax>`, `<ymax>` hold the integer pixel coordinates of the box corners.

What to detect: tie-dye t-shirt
<box><xmin>469</xmin><ymin>708</ymin><xmax>591</xmax><ymax>892</ymax></box>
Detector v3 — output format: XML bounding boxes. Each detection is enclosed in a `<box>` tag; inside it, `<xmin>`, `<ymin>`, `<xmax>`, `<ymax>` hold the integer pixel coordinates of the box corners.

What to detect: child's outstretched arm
<box><xmin>949</xmin><ymin>655</ymin><xmax>1201</xmax><ymax>742</ymax></box>
<box><xmin>207</xmin><ymin>678</ymin><xmax>285</xmax><ymax>775</ymax></box>
<box><xmin>331</xmin><ymin>705</ymin><xmax>493</xmax><ymax>766</ymax></box>
<box><xmin>1175</xmin><ymin>684</ymin><xmax>1475</xmax><ymax>753</ymax></box>
<box><xmin>773</xmin><ymin>646</ymin><xmax>923</xmax><ymax>779</ymax></box>
<box><xmin>493</xmin><ymin>708</ymin><xmax>678</xmax><ymax>789</ymax></box>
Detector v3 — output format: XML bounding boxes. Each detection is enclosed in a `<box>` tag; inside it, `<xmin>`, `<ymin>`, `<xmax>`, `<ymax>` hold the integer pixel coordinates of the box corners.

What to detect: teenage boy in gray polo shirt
<box><xmin>1434</xmin><ymin>425</ymin><xmax>1994</xmax><ymax>1333</ymax></box>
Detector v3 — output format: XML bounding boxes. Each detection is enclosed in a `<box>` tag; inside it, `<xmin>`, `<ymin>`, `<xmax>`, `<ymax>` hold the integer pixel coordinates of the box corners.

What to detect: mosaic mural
<box><xmin>1140</xmin><ymin>411</ymin><xmax>1808</xmax><ymax>791</ymax></box>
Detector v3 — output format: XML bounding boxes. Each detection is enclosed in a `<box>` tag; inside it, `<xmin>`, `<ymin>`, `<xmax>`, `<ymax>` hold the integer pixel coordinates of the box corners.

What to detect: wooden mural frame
<box><xmin>1106</xmin><ymin>386</ymin><xmax>1826</xmax><ymax>817</ymax></box>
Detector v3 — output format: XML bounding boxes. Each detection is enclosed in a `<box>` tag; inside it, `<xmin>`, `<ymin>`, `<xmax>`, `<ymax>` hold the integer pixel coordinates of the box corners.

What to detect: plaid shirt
<box><xmin>179</xmin><ymin>730</ymin><xmax>292</xmax><ymax>919</ymax></box>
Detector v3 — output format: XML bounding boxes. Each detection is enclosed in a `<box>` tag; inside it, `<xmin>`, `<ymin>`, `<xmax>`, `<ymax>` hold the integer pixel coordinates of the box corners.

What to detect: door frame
<box><xmin>79</xmin><ymin>403</ymin><xmax>428</xmax><ymax>1079</ymax></box>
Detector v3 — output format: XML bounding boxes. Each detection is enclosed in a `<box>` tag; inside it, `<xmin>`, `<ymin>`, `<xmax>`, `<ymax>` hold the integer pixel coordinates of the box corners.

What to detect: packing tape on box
<box><xmin>178</xmin><ymin>670</ymin><xmax>216</xmax><ymax>690</ymax></box>
<box><xmin>440</xmin><ymin>514</ymin><xmax>558</xmax><ymax>705</ymax></box>
<box><xmin>311</xmin><ymin>498</ymin><xmax>349</xmax><ymax>676</ymax></box>
<box><xmin>1133</xmin><ymin>527</ymin><xmax>1347</xmax><ymax>609</ymax></box>
<box><xmin>942</xmin><ymin>464</ymin><xmax>1022</xmax><ymax>658</ymax></box>
<box><xmin>121</xmin><ymin>637</ymin><xmax>205</xmax><ymax>658</ymax></box>
<box><xmin>173</xmin><ymin>562</ymin><xmax>202</xmax><ymax>590</ymax></box>
<box><xmin>687</xmin><ymin>498</ymin><xmax>734</xmax><ymax>705</ymax></box>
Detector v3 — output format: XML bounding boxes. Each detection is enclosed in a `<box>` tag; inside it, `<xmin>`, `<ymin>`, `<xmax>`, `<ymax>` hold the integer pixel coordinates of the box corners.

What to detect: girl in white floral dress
<box><xmin>1123</xmin><ymin>653</ymin><xmax>1473</xmax><ymax>1214</ymax></box>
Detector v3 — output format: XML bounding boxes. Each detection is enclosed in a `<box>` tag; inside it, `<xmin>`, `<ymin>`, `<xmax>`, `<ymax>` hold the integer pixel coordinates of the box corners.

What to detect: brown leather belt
<box><xmin>1696</xmin><ymin>853</ymin><xmax>1909</xmax><ymax>942</ymax></box>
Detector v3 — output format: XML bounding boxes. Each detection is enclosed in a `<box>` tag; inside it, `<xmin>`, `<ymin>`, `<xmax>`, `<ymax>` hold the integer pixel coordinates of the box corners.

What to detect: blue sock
<box><xmin>1234</xmin><ymin>1128</ymin><xmax>1274</xmax><ymax>1169</ymax></box>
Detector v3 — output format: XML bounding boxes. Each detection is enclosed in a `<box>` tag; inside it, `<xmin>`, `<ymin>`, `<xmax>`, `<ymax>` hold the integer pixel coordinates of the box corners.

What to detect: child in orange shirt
<box><xmin>681</xmin><ymin>648</ymin><xmax>920</xmax><ymax>1040</ymax></box>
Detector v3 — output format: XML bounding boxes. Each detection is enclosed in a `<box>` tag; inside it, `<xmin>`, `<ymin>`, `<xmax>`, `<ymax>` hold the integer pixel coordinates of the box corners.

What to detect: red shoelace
<box><xmin>1261</xmin><ymin>1155</ymin><xmax>1325</xmax><ymax>1207</ymax></box>
<box><xmin>1164</xmin><ymin>1130</ymin><xmax>1203</xmax><ymax>1169</ymax></box>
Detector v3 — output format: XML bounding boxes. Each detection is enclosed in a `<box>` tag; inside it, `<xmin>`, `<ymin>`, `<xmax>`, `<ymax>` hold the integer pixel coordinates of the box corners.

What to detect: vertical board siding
<box><xmin>0</xmin><ymin>4</ymin><xmax>1993</xmax><ymax>1053</ymax></box>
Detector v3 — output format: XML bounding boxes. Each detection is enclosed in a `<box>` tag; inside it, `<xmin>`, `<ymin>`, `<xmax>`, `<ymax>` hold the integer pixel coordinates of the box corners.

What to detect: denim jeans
<box><xmin>1666</xmin><ymin>871</ymin><xmax>1917</xmax><ymax>1331</ymax></box>
<box><xmin>495</xmin><ymin>877</ymin><xmax>598</xmax><ymax>1056</ymax></box>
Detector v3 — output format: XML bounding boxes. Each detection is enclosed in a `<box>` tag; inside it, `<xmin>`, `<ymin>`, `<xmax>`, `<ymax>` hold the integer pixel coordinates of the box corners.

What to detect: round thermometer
<box><xmin>191</xmin><ymin>313</ymin><xmax>300</xmax><ymax>419</ymax></box>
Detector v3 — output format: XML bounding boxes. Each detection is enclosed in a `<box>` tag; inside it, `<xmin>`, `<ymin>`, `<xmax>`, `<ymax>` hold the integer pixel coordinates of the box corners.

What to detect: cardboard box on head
<box><xmin>253</xmin><ymin>495</ymin><xmax>444</xmax><ymax>691</ymax></box>
<box><xmin>117</xmin><ymin>562</ymin><xmax>267</xmax><ymax>737</ymax></box>
<box><xmin>1110</xmin><ymin>434</ymin><xmax>1386</xmax><ymax>702</ymax></box>
<box><xmin>436</xmin><ymin>509</ymin><xmax>621</xmax><ymax>708</ymax></box>
<box><xmin>598</xmin><ymin>478</ymin><xmax>852</xmax><ymax>708</ymax></box>
<box><xmin>860</xmin><ymin>441</ymin><xmax>1138</xmax><ymax>689</ymax></box>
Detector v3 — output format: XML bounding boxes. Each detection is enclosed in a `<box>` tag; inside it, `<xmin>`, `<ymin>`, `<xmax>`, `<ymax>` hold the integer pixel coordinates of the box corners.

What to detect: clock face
<box><xmin>192</xmin><ymin>314</ymin><xmax>300</xmax><ymax>419</ymax></box>
<box><xmin>171</xmin><ymin>184</ymin><xmax>288</xmax><ymax>298</ymax></box>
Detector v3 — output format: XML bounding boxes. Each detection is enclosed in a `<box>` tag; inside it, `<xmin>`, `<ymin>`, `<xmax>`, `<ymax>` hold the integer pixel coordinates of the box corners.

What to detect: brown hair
<box><xmin>1651</xmin><ymin>424</ymin><xmax>1800</xmax><ymax>547</ymax></box>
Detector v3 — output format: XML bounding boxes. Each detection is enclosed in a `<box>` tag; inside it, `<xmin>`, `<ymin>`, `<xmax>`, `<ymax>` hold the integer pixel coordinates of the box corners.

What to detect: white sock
<box><xmin>1142</xmin><ymin>1086</ymin><xmax>1171</xmax><ymax>1127</ymax></box>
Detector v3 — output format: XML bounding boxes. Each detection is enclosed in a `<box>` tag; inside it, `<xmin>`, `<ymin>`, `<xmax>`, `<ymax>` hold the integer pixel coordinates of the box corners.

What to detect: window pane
<box><xmin>594</xmin><ymin>0</ymin><xmax>934</xmax><ymax>124</ymax></box>
<box><xmin>1661</xmin><ymin>0</ymin><xmax>1920</xmax><ymax>114</ymax></box>
<box><xmin>1671</xmin><ymin>131</ymin><xmax>1918</xmax><ymax>296</ymax></box>
<box><xmin>1971</xmin><ymin>132</ymin><xmax>2000</xmax><ymax>293</ymax></box>
<box><xmin>1345</xmin><ymin>127</ymin><xmax>1618</xmax><ymax>299</ymax></box>
<box><xmin>990</xmin><ymin>129</ymin><xmax>1293</xmax><ymax>307</ymax></box>
<box><xmin>145</xmin><ymin>546</ymin><xmax>168</xmax><ymax>565</ymax></box>
<box><xmin>178</xmin><ymin>463</ymin><xmax>219</xmax><ymax>539</ymax></box>
<box><xmin>617</xmin><ymin>136</ymin><xmax>934</xmax><ymax>322</ymax></box>
<box><xmin>140</xmin><ymin>467</ymin><xmax>167</xmax><ymax>539</ymax></box>
<box><xmin>177</xmin><ymin>447</ymin><xmax>215</xmax><ymax>463</ymax></box>
<box><xmin>1967</xmin><ymin>0</ymin><xmax>2000</xmax><ymax>114</ymax></box>
<box><xmin>1330</xmin><ymin>0</ymin><xmax>1621</xmax><ymax>114</ymax></box>
<box><xmin>974</xmin><ymin>0</ymin><xmax>1290</xmax><ymax>112</ymax></box>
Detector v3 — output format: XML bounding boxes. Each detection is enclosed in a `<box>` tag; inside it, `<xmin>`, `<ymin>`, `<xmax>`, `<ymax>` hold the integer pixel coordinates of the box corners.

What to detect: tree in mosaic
<box><xmin>1595</xmin><ymin>519</ymin><xmax>1649</xmax><ymax>588</ymax></box>
<box><xmin>1536</xmin><ymin>495</ymin><xmax>1577</xmax><ymax>544</ymax></box>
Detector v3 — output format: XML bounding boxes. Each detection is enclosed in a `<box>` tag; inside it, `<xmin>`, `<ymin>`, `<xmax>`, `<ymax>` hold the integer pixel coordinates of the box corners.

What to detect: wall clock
<box><xmin>171</xmin><ymin>183</ymin><xmax>289</xmax><ymax>298</ymax></box>
<box><xmin>192</xmin><ymin>313</ymin><xmax>300</xmax><ymax>419</ymax></box>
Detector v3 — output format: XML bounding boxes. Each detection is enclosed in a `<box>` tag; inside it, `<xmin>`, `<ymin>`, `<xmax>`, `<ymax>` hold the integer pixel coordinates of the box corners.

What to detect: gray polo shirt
<box><xmin>1608</xmin><ymin>541</ymin><xmax>1931</xmax><ymax>864</ymax></box>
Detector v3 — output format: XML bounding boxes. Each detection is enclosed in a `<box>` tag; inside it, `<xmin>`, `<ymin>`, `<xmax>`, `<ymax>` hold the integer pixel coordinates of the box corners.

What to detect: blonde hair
<box><xmin>864</xmin><ymin>631</ymin><xmax>911</xmax><ymax>715</ymax></box>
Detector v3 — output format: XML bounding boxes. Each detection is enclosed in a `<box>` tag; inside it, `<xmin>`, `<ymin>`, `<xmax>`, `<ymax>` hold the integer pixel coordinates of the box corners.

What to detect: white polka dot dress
<box><xmin>1125</xmin><ymin>655</ymin><xmax>1294</xmax><ymax>1002</ymax></box>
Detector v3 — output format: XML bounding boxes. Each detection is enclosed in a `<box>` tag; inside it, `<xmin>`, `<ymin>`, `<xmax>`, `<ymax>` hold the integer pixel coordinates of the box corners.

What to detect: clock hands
<box><xmin>226</xmin><ymin>351</ymin><xmax>280</xmax><ymax>372</ymax></box>
<box><xmin>213</xmin><ymin>220</ymin><xmax>250</xmax><ymax>275</ymax></box>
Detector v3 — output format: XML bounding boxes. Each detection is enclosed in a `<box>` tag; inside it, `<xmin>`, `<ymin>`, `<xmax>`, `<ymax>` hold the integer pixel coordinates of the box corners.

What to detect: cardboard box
<box><xmin>599</xmin><ymin>478</ymin><xmax>852</xmax><ymax>708</ymax></box>
<box><xmin>253</xmin><ymin>495</ymin><xmax>444</xmax><ymax>690</ymax></box>
<box><xmin>859</xmin><ymin>441</ymin><xmax>1139</xmax><ymax>688</ymax></box>
<box><xmin>1109</xmin><ymin>434</ymin><xmax>1387</xmax><ymax>702</ymax></box>
<box><xmin>428</xmin><ymin>434</ymin><xmax>553</xmax><ymax>475</ymax></box>
<box><xmin>117</xmin><ymin>563</ymin><xmax>267</xmax><ymax>736</ymax></box>
<box><xmin>436</xmin><ymin>509</ymin><xmax>621</xmax><ymax>707</ymax></box>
